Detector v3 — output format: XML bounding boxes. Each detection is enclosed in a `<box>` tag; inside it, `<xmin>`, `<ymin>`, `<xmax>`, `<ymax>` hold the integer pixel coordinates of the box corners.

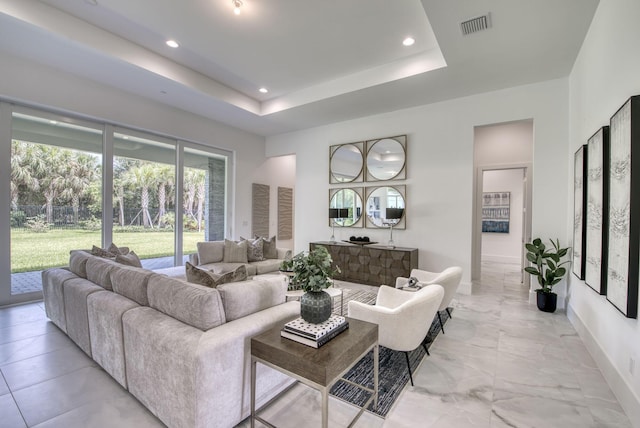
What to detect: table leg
<box><xmin>322</xmin><ymin>386</ymin><xmax>329</xmax><ymax>428</ymax></box>
<box><xmin>251</xmin><ymin>357</ymin><xmax>256</xmax><ymax>428</ymax></box>
<box><xmin>374</xmin><ymin>343</ymin><xmax>379</xmax><ymax>409</ymax></box>
<box><xmin>340</xmin><ymin>291</ymin><xmax>344</xmax><ymax>316</ymax></box>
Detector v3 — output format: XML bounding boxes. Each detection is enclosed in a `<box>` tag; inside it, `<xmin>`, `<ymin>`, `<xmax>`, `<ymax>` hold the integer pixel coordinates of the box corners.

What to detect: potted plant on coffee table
<box><xmin>524</xmin><ymin>238</ymin><xmax>570</xmax><ymax>313</ymax></box>
<box><xmin>288</xmin><ymin>246</ymin><xmax>340</xmax><ymax>323</ymax></box>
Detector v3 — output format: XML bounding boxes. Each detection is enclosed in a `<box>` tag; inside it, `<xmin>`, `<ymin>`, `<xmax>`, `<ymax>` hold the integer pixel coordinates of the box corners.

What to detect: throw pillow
<box><xmin>185</xmin><ymin>262</ymin><xmax>247</xmax><ymax>288</ymax></box>
<box><xmin>223</xmin><ymin>239</ymin><xmax>248</xmax><ymax>263</ymax></box>
<box><xmin>115</xmin><ymin>251</ymin><xmax>142</xmax><ymax>268</ymax></box>
<box><xmin>91</xmin><ymin>245</ymin><xmax>115</xmax><ymax>258</ymax></box>
<box><xmin>242</xmin><ymin>237</ymin><xmax>264</xmax><ymax>262</ymax></box>
<box><xmin>259</xmin><ymin>235</ymin><xmax>278</xmax><ymax>259</ymax></box>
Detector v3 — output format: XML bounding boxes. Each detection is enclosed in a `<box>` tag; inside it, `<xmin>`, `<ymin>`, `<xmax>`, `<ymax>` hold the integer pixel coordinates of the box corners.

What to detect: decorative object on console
<box><xmin>288</xmin><ymin>246</ymin><xmax>341</xmax><ymax>323</ymax></box>
<box><xmin>365</xmin><ymin>135</ymin><xmax>407</xmax><ymax>181</ymax></box>
<box><xmin>329</xmin><ymin>188</ymin><xmax>363</xmax><ymax>227</ymax></box>
<box><xmin>481</xmin><ymin>192</ymin><xmax>510</xmax><ymax>233</ymax></box>
<box><xmin>385</xmin><ymin>207</ymin><xmax>404</xmax><ymax>248</ymax></box>
<box><xmin>524</xmin><ymin>238</ymin><xmax>570</xmax><ymax>313</ymax></box>
<box><xmin>606</xmin><ymin>96</ymin><xmax>640</xmax><ymax>318</ymax></box>
<box><xmin>573</xmin><ymin>145</ymin><xmax>588</xmax><ymax>279</ymax></box>
<box><xmin>330</xmin><ymin>142</ymin><xmax>364</xmax><ymax>183</ymax></box>
<box><xmin>329</xmin><ymin>208</ymin><xmax>348</xmax><ymax>243</ymax></box>
<box><xmin>585</xmin><ymin>126</ymin><xmax>610</xmax><ymax>295</ymax></box>
<box><xmin>365</xmin><ymin>185</ymin><xmax>406</xmax><ymax>229</ymax></box>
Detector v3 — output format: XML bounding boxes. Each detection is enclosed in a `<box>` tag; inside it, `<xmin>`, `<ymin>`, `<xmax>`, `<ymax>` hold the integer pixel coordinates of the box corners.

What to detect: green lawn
<box><xmin>11</xmin><ymin>228</ymin><xmax>203</xmax><ymax>273</ymax></box>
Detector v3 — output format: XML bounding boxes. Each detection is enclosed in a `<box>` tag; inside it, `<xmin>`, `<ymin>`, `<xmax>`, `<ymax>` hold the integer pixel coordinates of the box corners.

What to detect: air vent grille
<box><xmin>460</xmin><ymin>14</ymin><xmax>490</xmax><ymax>36</ymax></box>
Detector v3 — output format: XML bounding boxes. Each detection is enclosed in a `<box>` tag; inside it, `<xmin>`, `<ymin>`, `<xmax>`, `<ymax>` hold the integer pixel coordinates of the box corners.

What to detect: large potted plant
<box><xmin>524</xmin><ymin>238</ymin><xmax>570</xmax><ymax>313</ymax></box>
<box><xmin>287</xmin><ymin>246</ymin><xmax>340</xmax><ymax>323</ymax></box>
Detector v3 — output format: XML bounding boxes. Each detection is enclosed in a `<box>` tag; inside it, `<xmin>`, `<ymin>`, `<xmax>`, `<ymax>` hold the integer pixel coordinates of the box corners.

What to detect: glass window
<box><xmin>10</xmin><ymin>112</ymin><xmax>103</xmax><ymax>295</ymax></box>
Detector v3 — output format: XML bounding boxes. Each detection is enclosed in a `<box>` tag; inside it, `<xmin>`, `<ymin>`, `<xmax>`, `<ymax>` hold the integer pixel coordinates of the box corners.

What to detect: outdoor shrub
<box><xmin>79</xmin><ymin>216</ymin><xmax>101</xmax><ymax>230</ymax></box>
<box><xmin>25</xmin><ymin>215</ymin><xmax>51</xmax><ymax>233</ymax></box>
<box><xmin>10</xmin><ymin>210</ymin><xmax>26</xmax><ymax>228</ymax></box>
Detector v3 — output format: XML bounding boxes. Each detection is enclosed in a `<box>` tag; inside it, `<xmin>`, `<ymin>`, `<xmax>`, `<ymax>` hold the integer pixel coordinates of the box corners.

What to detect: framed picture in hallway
<box><xmin>573</xmin><ymin>145</ymin><xmax>588</xmax><ymax>279</ymax></box>
<box><xmin>481</xmin><ymin>192</ymin><xmax>510</xmax><ymax>233</ymax></box>
<box><xmin>606</xmin><ymin>96</ymin><xmax>640</xmax><ymax>318</ymax></box>
<box><xmin>585</xmin><ymin>127</ymin><xmax>609</xmax><ymax>295</ymax></box>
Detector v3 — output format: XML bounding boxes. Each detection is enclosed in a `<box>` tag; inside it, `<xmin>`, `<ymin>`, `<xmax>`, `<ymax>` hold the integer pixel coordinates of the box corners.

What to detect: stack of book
<box><xmin>281</xmin><ymin>315</ymin><xmax>349</xmax><ymax>348</ymax></box>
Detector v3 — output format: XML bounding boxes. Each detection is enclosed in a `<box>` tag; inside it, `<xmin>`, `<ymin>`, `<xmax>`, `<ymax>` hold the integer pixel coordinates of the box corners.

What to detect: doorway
<box><xmin>471</xmin><ymin>120</ymin><xmax>533</xmax><ymax>288</ymax></box>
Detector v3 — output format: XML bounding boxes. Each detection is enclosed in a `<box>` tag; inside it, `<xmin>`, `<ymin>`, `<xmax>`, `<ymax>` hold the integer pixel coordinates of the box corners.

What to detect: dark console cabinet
<box><xmin>310</xmin><ymin>241</ymin><xmax>418</xmax><ymax>286</ymax></box>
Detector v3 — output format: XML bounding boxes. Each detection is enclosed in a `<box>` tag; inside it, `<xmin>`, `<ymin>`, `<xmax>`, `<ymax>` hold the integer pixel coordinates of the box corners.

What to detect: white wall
<box><xmin>481</xmin><ymin>169</ymin><xmax>524</xmax><ymax>264</ymax></box>
<box><xmin>0</xmin><ymin>52</ymin><xmax>272</xmax><ymax>242</ymax></box>
<box><xmin>568</xmin><ymin>0</ymin><xmax>640</xmax><ymax>423</ymax></box>
<box><xmin>266</xmin><ymin>78</ymin><xmax>570</xmax><ymax>291</ymax></box>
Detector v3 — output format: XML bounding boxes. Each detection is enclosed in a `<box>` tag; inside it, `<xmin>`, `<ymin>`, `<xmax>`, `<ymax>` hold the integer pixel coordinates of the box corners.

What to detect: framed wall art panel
<box><xmin>482</xmin><ymin>192</ymin><xmax>510</xmax><ymax>233</ymax></box>
<box><xmin>606</xmin><ymin>96</ymin><xmax>640</xmax><ymax>318</ymax></box>
<box><xmin>573</xmin><ymin>145</ymin><xmax>588</xmax><ymax>279</ymax></box>
<box><xmin>585</xmin><ymin>127</ymin><xmax>609</xmax><ymax>294</ymax></box>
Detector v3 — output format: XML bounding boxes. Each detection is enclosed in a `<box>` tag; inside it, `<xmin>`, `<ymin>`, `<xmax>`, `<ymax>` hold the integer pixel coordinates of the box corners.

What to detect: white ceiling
<box><xmin>0</xmin><ymin>0</ymin><xmax>599</xmax><ymax>136</ymax></box>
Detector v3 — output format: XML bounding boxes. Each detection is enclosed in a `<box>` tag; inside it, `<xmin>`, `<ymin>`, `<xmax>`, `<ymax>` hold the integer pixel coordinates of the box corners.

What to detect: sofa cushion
<box><xmin>224</xmin><ymin>239</ymin><xmax>248</xmax><ymax>263</ymax></box>
<box><xmin>216</xmin><ymin>276</ymin><xmax>287</xmax><ymax>321</ymax></box>
<box><xmin>259</xmin><ymin>235</ymin><xmax>278</xmax><ymax>259</ymax></box>
<box><xmin>147</xmin><ymin>275</ymin><xmax>226</xmax><ymax>331</ymax></box>
<box><xmin>69</xmin><ymin>250</ymin><xmax>91</xmax><ymax>278</ymax></box>
<box><xmin>199</xmin><ymin>262</ymin><xmax>258</xmax><ymax>277</ymax></box>
<box><xmin>91</xmin><ymin>245</ymin><xmax>116</xmax><ymax>258</ymax></box>
<box><xmin>185</xmin><ymin>262</ymin><xmax>247</xmax><ymax>288</ymax></box>
<box><xmin>197</xmin><ymin>241</ymin><xmax>224</xmax><ymax>265</ymax></box>
<box><xmin>243</xmin><ymin>237</ymin><xmax>264</xmax><ymax>262</ymax></box>
<box><xmin>111</xmin><ymin>265</ymin><xmax>153</xmax><ymax>306</ymax></box>
<box><xmin>86</xmin><ymin>256</ymin><xmax>119</xmax><ymax>290</ymax></box>
<box><xmin>251</xmin><ymin>259</ymin><xmax>286</xmax><ymax>275</ymax></box>
<box><xmin>115</xmin><ymin>250</ymin><xmax>142</xmax><ymax>268</ymax></box>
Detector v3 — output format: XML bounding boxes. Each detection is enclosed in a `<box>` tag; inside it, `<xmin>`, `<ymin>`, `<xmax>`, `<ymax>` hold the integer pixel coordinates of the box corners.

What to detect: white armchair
<box><xmin>396</xmin><ymin>267</ymin><xmax>463</xmax><ymax>334</ymax></box>
<box><xmin>348</xmin><ymin>284</ymin><xmax>444</xmax><ymax>386</ymax></box>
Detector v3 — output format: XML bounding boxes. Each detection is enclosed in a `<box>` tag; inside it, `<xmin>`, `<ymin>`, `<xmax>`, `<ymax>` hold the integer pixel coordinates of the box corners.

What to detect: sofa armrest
<box><xmin>189</xmin><ymin>253</ymin><xmax>199</xmax><ymax>265</ymax></box>
<box><xmin>276</xmin><ymin>248</ymin><xmax>292</xmax><ymax>260</ymax></box>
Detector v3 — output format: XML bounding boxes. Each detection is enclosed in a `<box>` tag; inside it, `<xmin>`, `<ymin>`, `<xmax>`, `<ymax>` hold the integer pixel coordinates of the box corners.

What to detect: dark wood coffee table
<box><xmin>250</xmin><ymin>317</ymin><xmax>379</xmax><ymax>428</ymax></box>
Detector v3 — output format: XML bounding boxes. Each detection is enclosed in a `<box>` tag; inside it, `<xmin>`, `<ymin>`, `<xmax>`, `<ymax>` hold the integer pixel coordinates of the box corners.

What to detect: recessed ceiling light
<box><xmin>123</xmin><ymin>136</ymin><xmax>129</xmax><ymax>140</ymax></box>
<box><xmin>166</xmin><ymin>40</ymin><xmax>179</xmax><ymax>48</ymax></box>
<box><xmin>259</xmin><ymin>87</ymin><xmax>268</xmax><ymax>94</ymax></box>
<box><xmin>402</xmin><ymin>37</ymin><xmax>415</xmax><ymax>47</ymax></box>
<box><xmin>233</xmin><ymin>0</ymin><xmax>243</xmax><ymax>15</ymax></box>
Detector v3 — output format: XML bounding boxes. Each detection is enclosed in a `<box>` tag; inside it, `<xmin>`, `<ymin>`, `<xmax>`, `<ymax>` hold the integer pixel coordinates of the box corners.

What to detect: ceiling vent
<box><xmin>460</xmin><ymin>13</ymin><xmax>491</xmax><ymax>36</ymax></box>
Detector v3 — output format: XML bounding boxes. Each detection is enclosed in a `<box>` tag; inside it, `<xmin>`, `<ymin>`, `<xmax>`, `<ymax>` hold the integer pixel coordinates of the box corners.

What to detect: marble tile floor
<box><xmin>0</xmin><ymin>262</ymin><xmax>632</xmax><ymax>427</ymax></box>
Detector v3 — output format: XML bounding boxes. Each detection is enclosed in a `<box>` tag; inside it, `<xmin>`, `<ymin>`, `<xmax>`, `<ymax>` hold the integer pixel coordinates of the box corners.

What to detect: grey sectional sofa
<box><xmin>42</xmin><ymin>250</ymin><xmax>300</xmax><ymax>428</ymax></box>
<box><xmin>189</xmin><ymin>240</ymin><xmax>292</xmax><ymax>276</ymax></box>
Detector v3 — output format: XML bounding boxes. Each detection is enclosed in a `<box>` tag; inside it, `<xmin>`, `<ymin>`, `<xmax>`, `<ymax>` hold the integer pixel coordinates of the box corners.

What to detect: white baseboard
<box><xmin>481</xmin><ymin>254</ymin><xmax>520</xmax><ymax>264</ymax></box>
<box><xmin>567</xmin><ymin>303</ymin><xmax>640</xmax><ymax>428</ymax></box>
<box><xmin>458</xmin><ymin>280</ymin><xmax>472</xmax><ymax>295</ymax></box>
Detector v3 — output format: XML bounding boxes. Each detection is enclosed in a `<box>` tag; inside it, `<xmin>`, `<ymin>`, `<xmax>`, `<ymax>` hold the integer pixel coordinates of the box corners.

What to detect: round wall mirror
<box><xmin>330</xmin><ymin>189</ymin><xmax>363</xmax><ymax>226</ymax></box>
<box><xmin>366</xmin><ymin>138</ymin><xmax>406</xmax><ymax>181</ymax></box>
<box><xmin>330</xmin><ymin>144</ymin><xmax>363</xmax><ymax>183</ymax></box>
<box><xmin>366</xmin><ymin>186</ymin><xmax>405</xmax><ymax>228</ymax></box>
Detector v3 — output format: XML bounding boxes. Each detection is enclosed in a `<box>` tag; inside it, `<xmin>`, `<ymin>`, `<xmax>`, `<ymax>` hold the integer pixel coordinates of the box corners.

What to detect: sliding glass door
<box><xmin>10</xmin><ymin>110</ymin><xmax>103</xmax><ymax>298</ymax></box>
<box><xmin>0</xmin><ymin>103</ymin><xmax>231</xmax><ymax>306</ymax></box>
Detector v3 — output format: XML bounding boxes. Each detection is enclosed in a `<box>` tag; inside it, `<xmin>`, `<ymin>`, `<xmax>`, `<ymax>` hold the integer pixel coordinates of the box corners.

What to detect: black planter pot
<box><xmin>536</xmin><ymin>291</ymin><xmax>557</xmax><ymax>313</ymax></box>
<box><xmin>300</xmin><ymin>290</ymin><xmax>332</xmax><ymax>323</ymax></box>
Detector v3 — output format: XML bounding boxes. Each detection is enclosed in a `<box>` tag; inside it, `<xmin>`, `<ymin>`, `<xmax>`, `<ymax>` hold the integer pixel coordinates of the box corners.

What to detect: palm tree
<box><xmin>194</xmin><ymin>170</ymin><xmax>206</xmax><ymax>232</ymax></box>
<box><xmin>128</xmin><ymin>163</ymin><xmax>157</xmax><ymax>228</ymax></box>
<box><xmin>10</xmin><ymin>141</ymin><xmax>39</xmax><ymax>209</ymax></box>
<box><xmin>155</xmin><ymin>164</ymin><xmax>175</xmax><ymax>227</ymax></box>
<box><xmin>26</xmin><ymin>145</ymin><xmax>65</xmax><ymax>224</ymax></box>
<box><xmin>60</xmin><ymin>152</ymin><xmax>99</xmax><ymax>224</ymax></box>
<box><xmin>183</xmin><ymin>168</ymin><xmax>198</xmax><ymax>220</ymax></box>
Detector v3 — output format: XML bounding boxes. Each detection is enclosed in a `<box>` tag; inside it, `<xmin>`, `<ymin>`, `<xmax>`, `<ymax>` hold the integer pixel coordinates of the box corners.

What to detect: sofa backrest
<box><xmin>111</xmin><ymin>265</ymin><xmax>154</xmax><ymax>306</ymax></box>
<box><xmin>196</xmin><ymin>241</ymin><xmax>225</xmax><ymax>265</ymax></box>
<box><xmin>216</xmin><ymin>276</ymin><xmax>286</xmax><ymax>322</ymax></box>
<box><xmin>69</xmin><ymin>250</ymin><xmax>92</xmax><ymax>278</ymax></box>
<box><xmin>86</xmin><ymin>256</ymin><xmax>120</xmax><ymax>290</ymax></box>
<box><xmin>147</xmin><ymin>275</ymin><xmax>226</xmax><ymax>331</ymax></box>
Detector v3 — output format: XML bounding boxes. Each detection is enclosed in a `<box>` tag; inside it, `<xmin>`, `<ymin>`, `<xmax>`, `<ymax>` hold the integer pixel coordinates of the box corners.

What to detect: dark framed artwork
<box><xmin>573</xmin><ymin>145</ymin><xmax>588</xmax><ymax>279</ymax></box>
<box><xmin>607</xmin><ymin>96</ymin><xmax>640</xmax><ymax>318</ymax></box>
<box><xmin>482</xmin><ymin>192</ymin><xmax>510</xmax><ymax>233</ymax></box>
<box><xmin>585</xmin><ymin>127</ymin><xmax>610</xmax><ymax>294</ymax></box>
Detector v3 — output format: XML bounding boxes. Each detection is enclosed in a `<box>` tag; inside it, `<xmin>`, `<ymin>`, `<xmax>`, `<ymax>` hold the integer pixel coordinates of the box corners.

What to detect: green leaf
<box><xmin>556</xmin><ymin>267</ymin><xmax>566</xmax><ymax>277</ymax></box>
<box><xmin>526</xmin><ymin>253</ymin><xmax>537</xmax><ymax>263</ymax></box>
<box><xmin>524</xmin><ymin>267</ymin><xmax>540</xmax><ymax>275</ymax></box>
<box><xmin>532</xmin><ymin>238</ymin><xmax>542</xmax><ymax>246</ymax></box>
<box><xmin>547</xmin><ymin>260</ymin><xmax>556</xmax><ymax>270</ymax></box>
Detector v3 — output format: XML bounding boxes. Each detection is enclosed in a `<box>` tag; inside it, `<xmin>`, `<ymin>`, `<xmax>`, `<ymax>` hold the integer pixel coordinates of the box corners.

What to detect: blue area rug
<box><xmin>330</xmin><ymin>288</ymin><xmax>451</xmax><ymax>417</ymax></box>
